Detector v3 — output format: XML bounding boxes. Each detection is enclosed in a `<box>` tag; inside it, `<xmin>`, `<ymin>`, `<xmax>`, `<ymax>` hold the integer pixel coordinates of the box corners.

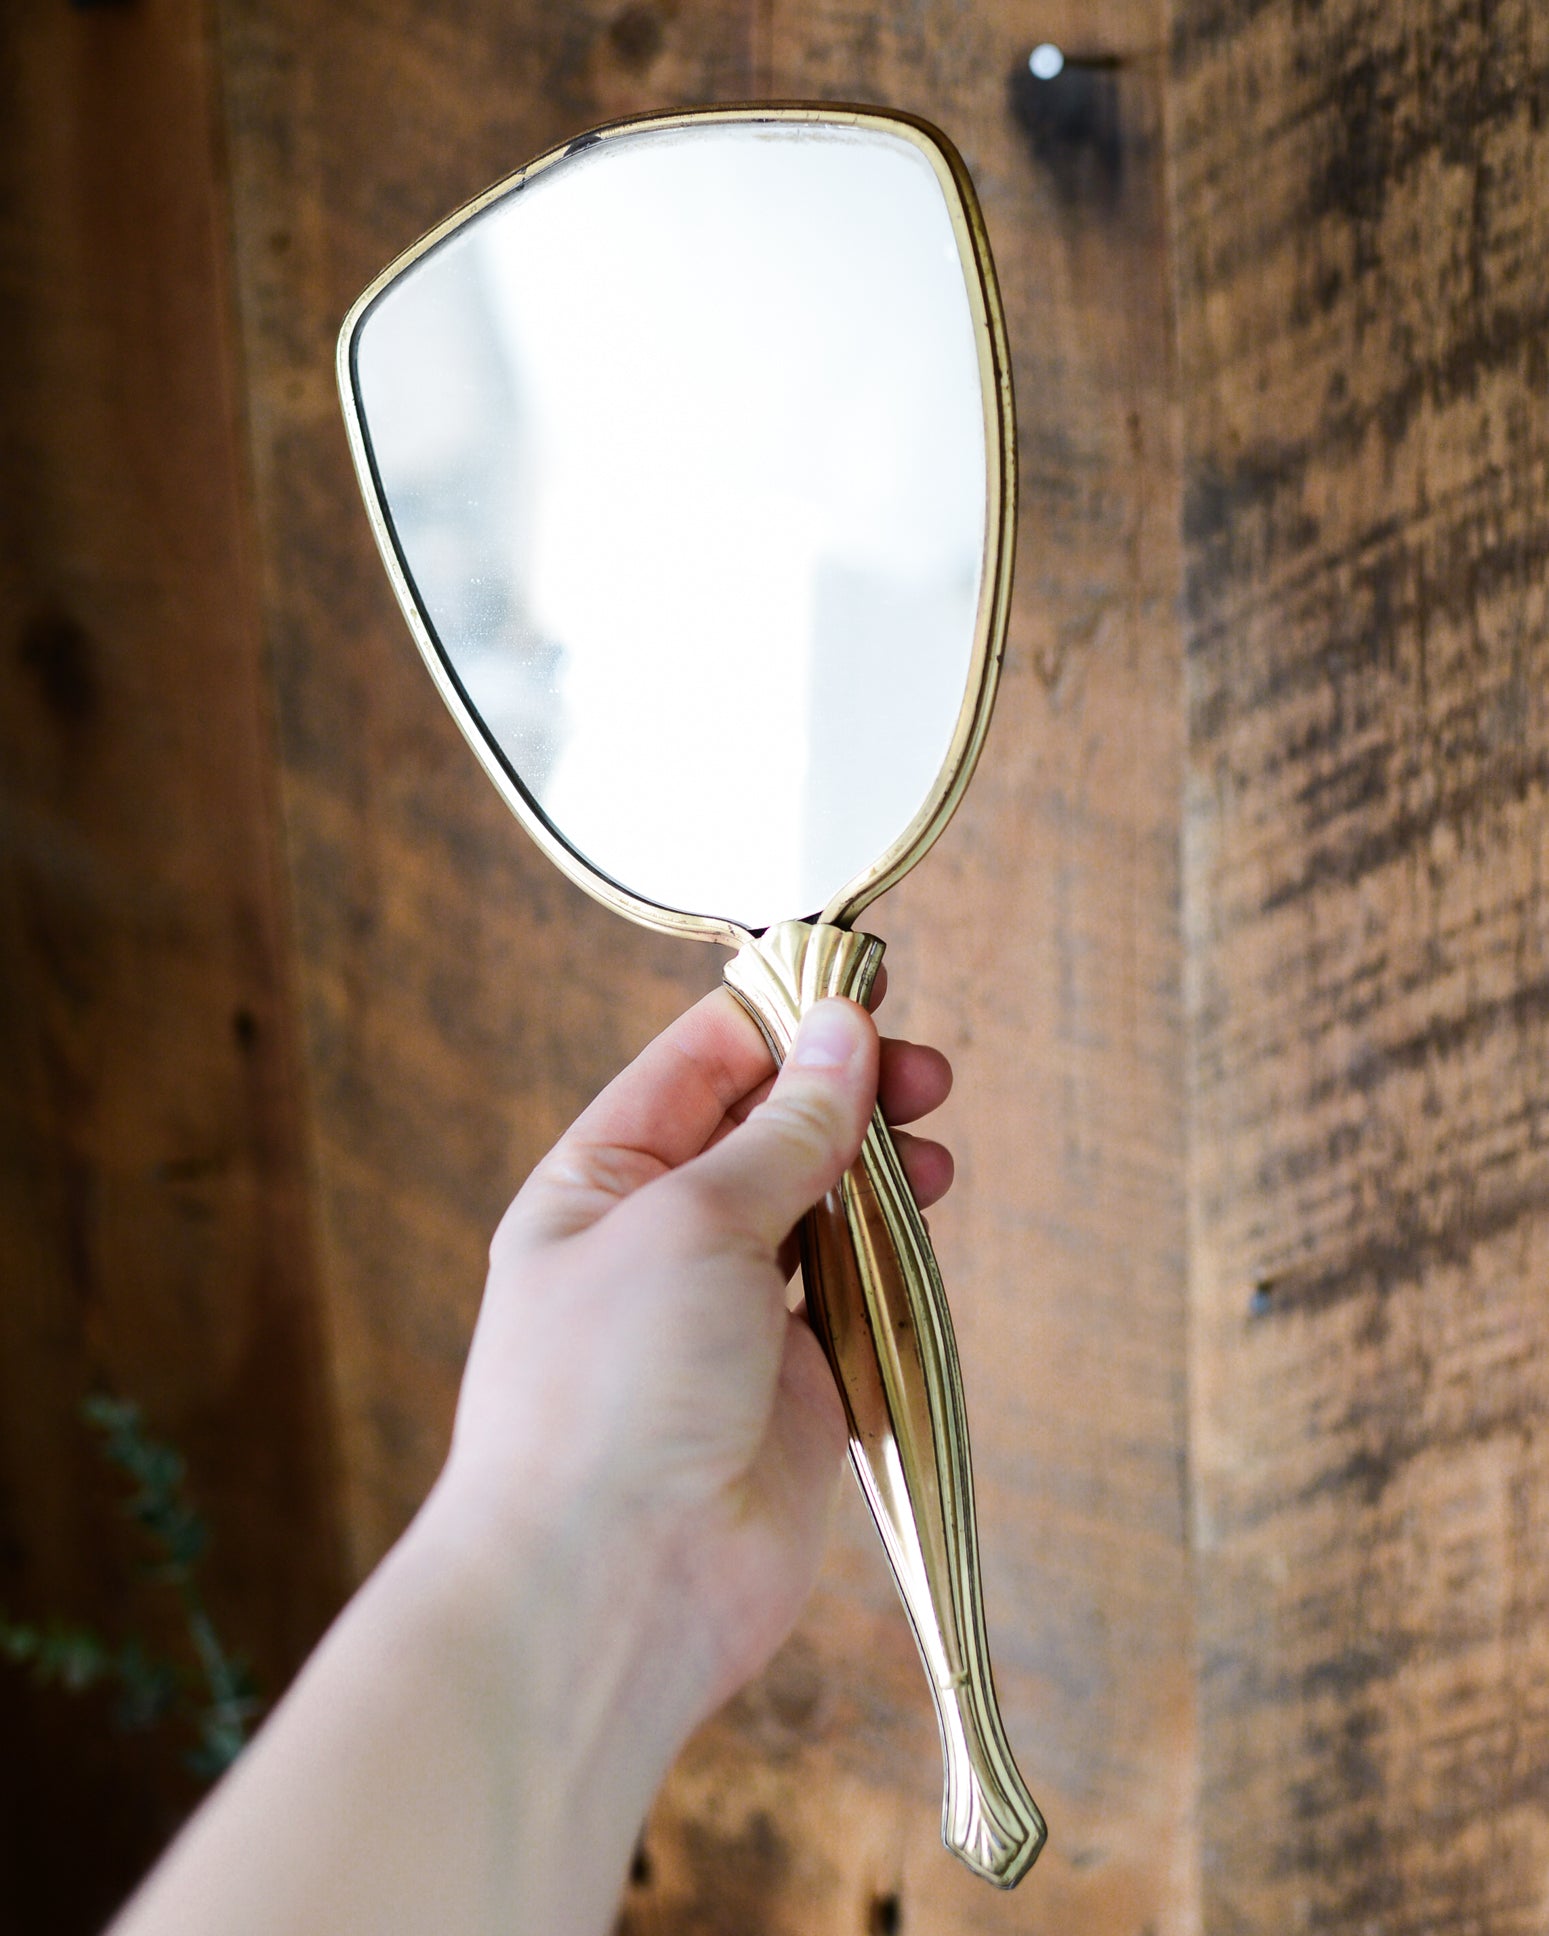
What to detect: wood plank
<box><xmin>0</xmin><ymin>1</ymin><xmax>345</xmax><ymax>1927</ymax></box>
<box><xmin>1172</xmin><ymin>0</ymin><xmax>1549</xmax><ymax>1927</ymax></box>
<box><xmin>213</xmin><ymin>0</ymin><xmax>1192</xmax><ymax>1927</ymax></box>
<box><xmin>630</xmin><ymin>6</ymin><xmax>1197</xmax><ymax>1930</ymax></box>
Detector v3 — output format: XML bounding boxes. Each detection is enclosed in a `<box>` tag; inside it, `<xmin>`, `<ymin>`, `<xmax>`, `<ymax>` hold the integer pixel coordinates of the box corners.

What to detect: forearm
<box><xmin>112</xmin><ymin>1477</ymin><xmax>704</xmax><ymax>1936</ymax></box>
<box><xmin>110</xmin><ymin>994</ymin><xmax>882</xmax><ymax>1935</ymax></box>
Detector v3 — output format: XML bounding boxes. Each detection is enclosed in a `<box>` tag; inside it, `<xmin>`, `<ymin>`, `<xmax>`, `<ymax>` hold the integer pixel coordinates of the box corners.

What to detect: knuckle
<box><xmin>760</xmin><ymin>1086</ymin><xmax>843</xmax><ymax>1164</ymax></box>
<box><xmin>661</xmin><ymin>1167</ymin><xmax>739</xmax><ymax>1247</ymax></box>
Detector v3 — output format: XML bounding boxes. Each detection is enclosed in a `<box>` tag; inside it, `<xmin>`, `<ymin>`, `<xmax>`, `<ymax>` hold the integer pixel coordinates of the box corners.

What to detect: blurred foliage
<box><xmin>0</xmin><ymin>1395</ymin><xmax>261</xmax><ymax>1780</ymax></box>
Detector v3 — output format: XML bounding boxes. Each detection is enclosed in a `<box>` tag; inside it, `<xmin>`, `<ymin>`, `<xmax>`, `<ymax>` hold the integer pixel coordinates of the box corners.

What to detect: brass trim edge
<box><xmin>335</xmin><ymin>102</ymin><xmax>1014</xmax><ymax>947</ymax></box>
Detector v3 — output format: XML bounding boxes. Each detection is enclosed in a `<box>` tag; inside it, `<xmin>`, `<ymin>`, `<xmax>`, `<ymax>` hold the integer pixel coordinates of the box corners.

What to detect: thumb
<box><xmin>680</xmin><ymin>998</ymin><xmax>878</xmax><ymax>1252</ymax></box>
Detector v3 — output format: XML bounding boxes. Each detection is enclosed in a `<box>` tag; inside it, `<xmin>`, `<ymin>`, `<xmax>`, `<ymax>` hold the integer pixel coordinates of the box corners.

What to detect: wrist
<box><xmin>389</xmin><ymin>1461</ymin><xmax>715</xmax><ymax>1848</ymax></box>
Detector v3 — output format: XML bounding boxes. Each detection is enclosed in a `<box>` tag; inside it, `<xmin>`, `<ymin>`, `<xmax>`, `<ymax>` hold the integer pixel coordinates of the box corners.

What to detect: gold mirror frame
<box><xmin>337</xmin><ymin>103</ymin><xmax>1043</xmax><ymax>1887</ymax></box>
<box><xmin>338</xmin><ymin>102</ymin><xmax>1015</xmax><ymax>950</ymax></box>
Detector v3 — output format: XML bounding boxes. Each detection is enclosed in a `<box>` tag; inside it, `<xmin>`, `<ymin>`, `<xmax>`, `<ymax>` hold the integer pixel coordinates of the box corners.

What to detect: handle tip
<box><xmin>943</xmin><ymin>1775</ymin><xmax>1047</xmax><ymax>1888</ymax></box>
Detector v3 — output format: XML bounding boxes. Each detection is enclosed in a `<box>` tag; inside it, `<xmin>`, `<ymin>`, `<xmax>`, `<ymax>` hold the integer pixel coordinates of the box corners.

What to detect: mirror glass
<box><xmin>350</xmin><ymin>120</ymin><xmax>990</xmax><ymax>932</ymax></box>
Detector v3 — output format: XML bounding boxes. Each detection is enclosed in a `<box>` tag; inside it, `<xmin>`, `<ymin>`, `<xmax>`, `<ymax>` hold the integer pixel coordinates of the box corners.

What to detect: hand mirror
<box><xmin>338</xmin><ymin>104</ymin><xmax>1043</xmax><ymax>1887</ymax></box>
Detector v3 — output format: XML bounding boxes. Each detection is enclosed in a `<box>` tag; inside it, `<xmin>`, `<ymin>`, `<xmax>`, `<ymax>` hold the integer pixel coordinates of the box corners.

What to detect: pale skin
<box><xmin>112</xmin><ymin>987</ymin><xmax>954</xmax><ymax>1936</ymax></box>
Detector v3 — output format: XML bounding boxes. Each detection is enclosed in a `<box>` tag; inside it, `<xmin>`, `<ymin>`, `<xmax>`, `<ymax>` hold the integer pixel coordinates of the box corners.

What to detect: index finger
<box><xmin>553</xmin><ymin>984</ymin><xmax>775</xmax><ymax>1175</ymax></box>
<box><xmin>567</xmin><ymin>962</ymin><xmax>887</xmax><ymax>1166</ymax></box>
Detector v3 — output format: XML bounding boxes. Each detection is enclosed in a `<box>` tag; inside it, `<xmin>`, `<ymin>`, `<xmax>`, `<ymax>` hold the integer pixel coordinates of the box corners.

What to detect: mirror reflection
<box><xmin>352</xmin><ymin>121</ymin><xmax>989</xmax><ymax>931</ymax></box>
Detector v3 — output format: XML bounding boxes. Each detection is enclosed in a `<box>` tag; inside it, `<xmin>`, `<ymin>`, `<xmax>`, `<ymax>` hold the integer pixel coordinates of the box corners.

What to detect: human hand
<box><xmin>111</xmin><ymin>985</ymin><xmax>956</xmax><ymax>1936</ymax></box>
<box><xmin>439</xmin><ymin>983</ymin><xmax>954</xmax><ymax>1722</ymax></box>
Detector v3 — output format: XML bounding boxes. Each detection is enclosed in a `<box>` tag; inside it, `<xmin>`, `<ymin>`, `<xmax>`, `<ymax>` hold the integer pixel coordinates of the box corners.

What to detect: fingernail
<box><xmin>790</xmin><ymin>1000</ymin><xmax>861</xmax><ymax>1069</ymax></box>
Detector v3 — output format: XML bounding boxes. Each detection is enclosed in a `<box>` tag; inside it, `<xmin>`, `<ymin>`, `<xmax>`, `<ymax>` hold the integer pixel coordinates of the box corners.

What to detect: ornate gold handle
<box><xmin>724</xmin><ymin>920</ymin><xmax>1045</xmax><ymax>1887</ymax></box>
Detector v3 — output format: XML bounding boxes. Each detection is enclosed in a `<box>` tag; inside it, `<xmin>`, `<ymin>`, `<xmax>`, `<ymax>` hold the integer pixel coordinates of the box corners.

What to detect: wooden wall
<box><xmin>1174</xmin><ymin>1</ymin><xmax>1549</xmax><ymax>1928</ymax></box>
<box><xmin>0</xmin><ymin>6</ymin><xmax>344</xmax><ymax>1929</ymax></box>
<box><xmin>2</xmin><ymin>0</ymin><xmax>1547</xmax><ymax>1931</ymax></box>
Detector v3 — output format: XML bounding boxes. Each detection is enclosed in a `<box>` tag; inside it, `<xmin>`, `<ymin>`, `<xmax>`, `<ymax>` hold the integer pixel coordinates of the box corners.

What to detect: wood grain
<box><xmin>627</xmin><ymin>6</ymin><xmax>1196</xmax><ymax>1931</ymax></box>
<box><xmin>42</xmin><ymin>0</ymin><xmax>1547</xmax><ymax>1925</ymax></box>
<box><xmin>0</xmin><ymin>1</ymin><xmax>344</xmax><ymax>1926</ymax></box>
<box><xmin>1172</xmin><ymin>1</ymin><xmax>1549</xmax><ymax>1928</ymax></box>
<box><xmin>211</xmin><ymin>2</ymin><xmax>1194</xmax><ymax>1930</ymax></box>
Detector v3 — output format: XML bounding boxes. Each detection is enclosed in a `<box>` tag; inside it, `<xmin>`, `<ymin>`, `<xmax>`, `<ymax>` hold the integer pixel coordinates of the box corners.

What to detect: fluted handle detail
<box><xmin>724</xmin><ymin>920</ymin><xmax>1045</xmax><ymax>1888</ymax></box>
